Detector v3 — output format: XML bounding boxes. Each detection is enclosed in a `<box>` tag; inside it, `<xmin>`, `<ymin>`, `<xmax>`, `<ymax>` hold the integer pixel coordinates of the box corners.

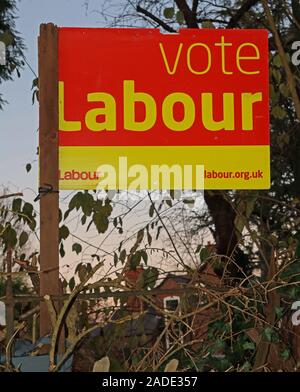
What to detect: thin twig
<box><xmin>0</xmin><ymin>193</ymin><xmax>23</xmax><ymax>200</ymax></box>
<box><xmin>136</xmin><ymin>5</ymin><xmax>176</xmax><ymax>33</ymax></box>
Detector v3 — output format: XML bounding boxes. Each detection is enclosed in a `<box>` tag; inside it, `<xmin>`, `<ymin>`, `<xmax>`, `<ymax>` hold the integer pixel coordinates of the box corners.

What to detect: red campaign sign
<box><xmin>58</xmin><ymin>28</ymin><xmax>269</xmax><ymax>147</ymax></box>
<box><xmin>57</xmin><ymin>28</ymin><xmax>270</xmax><ymax>190</ymax></box>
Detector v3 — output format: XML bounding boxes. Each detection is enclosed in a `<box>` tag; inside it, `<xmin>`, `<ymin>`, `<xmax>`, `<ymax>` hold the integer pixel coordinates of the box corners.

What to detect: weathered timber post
<box><xmin>5</xmin><ymin>248</ymin><xmax>14</xmax><ymax>346</ymax></box>
<box><xmin>38</xmin><ymin>23</ymin><xmax>60</xmax><ymax>337</ymax></box>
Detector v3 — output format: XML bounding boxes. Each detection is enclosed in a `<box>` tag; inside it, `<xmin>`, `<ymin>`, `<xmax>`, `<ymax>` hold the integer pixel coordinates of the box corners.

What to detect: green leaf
<box><xmin>129</xmin><ymin>252</ymin><xmax>142</xmax><ymax>269</ymax></box>
<box><xmin>0</xmin><ymin>31</ymin><xmax>14</xmax><ymax>46</ymax></box>
<box><xmin>280</xmin><ymin>348</ymin><xmax>291</xmax><ymax>360</ymax></box>
<box><xmin>135</xmin><ymin>229</ymin><xmax>144</xmax><ymax>246</ymax></box>
<box><xmin>78</xmin><ymin>264</ymin><xmax>88</xmax><ymax>282</ymax></box>
<box><xmin>241</xmin><ymin>362</ymin><xmax>252</xmax><ymax>372</ymax></box>
<box><xmin>143</xmin><ymin>267</ymin><xmax>159</xmax><ymax>289</ymax></box>
<box><xmin>31</xmin><ymin>78</ymin><xmax>38</xmax><ymax>89</ymax></box>
<box><xmin>275</xmin><ymin>306</ymin><xmax>285</xmax><ymax>319</ymax></box>
<box><xmin>120</xmin><ymin>249</ymin><xmax>127</xmax><ymax>263</ymax></box>
<box><xmin>209</xmin><ymin>339</ymin><xmax>226</xmax><ymax>354</ymax></box>
<box><xmin>262</xmin><ymin>327</ymin><xmax>272</xmax><ymax>342</ymax></box>
<box><xmin>202</xmin><ymin>21</ymin><xmax>215</xmax><ymax>28</ymax></box>
<box><xmin>147</xmin><ymin>230</ymin><xmax>152</xmax><ymax>246</ymax></box>
<box><xmin>64</xmin><ymin>209</ymin><xmax>70</xmax><ymax>221</ymax></box>
<box><xmin>141</xmin><ymin>250</ymin><xmax>148</xmax><ymax>265</ymax></box>
<box><xmin>279</xmin><ymin>83</ymin><xmax>290</xmax><ymax>97</ymax></box>
<box><xmin>92</xmin><ymin>254</ymin><xmax>100</xmax><ymax>261</ymax></box>
<box><xmin>176</xmin><ymin>10</ymin><xmax>184</xmax><ymax>25</ymax></box>
<box><xmin>28</xmin><ymin>218</ymin><xmax>36</xmax><ymax>231</ymax></box>
<box><xmin>19</xmin><ymin>231</ymin><xmax>29</xmax><ymax>247</ymax></box>
<box><xmin>271</xmin><ymin>105</ymin><xmax>286</xmax><ymax>119</ymax></box>
<box><xmin>59</xmin><ymin>225</ymin><xmax>70</xmax><ymax>241</ymax></box>
<box><xmin>156</xmin><ymin>226</ymin><xmax>163</xmax><ymax>240</ymax></box>
<box><xmin>272</xmin><ymin>68</ymin><xmax>281</xmax><ymax>83</ymax></box>
<box><xmin>69</xmin><ymin>192</ymin><xmax>84</xmax><ymax>211</ymax></box>
<box><xmin>262</xmin><ymin>327</ymin><xmax>280</xmax><ymax>343</ymax></box>
<box><xmin>234</xmin><ymin>193</ymin><xmax>257</xmax><ymax>236</ymax></box>
<box><xmin>273</xmin><ymin>54</ymin><xmax>282</xmax><ymax>68</ymax></box>
<box><xmin>163</xmin><ymin>7</ymin><xmax>174</xmax><ymax>19</ymax></box>
<box><xmin>32</xmin><ymin>89</ymin><xmax>39</xmax><ymax>104</ymax></box>
<box><xmin>149</xmin><ymin>204</ymin><xmax>155</xmax><ymax>217</ymax></box>
<box><xmin>93</xmin><ymin>356</ymin><xmax>110</xmax><ymax>372</ymax></box>
<box><xmin>72</xmin><ymin>243</ymin><xmax>82</xmax><ymax>255</ymax></box>
<box><xmin>69</xmin><ymin>276</ymin><xmax>75</xmax><ymax>291</ymax></box>
<box><xmin>183</xmin><ymin>198</ymin><xmax>195</xmax><ymax>207</ymax></box>
<box><xmin>200</xmin><ymin>247</ymin><xmax>212</xmax><ymax>262</ymax></box>
<box><xmin>22</xmin><ymin>202</ymin><xmax>33</xmax><ymax>218</ymax></box>
<box><xmin>94</xmin><ymin>199</ymin><xmax>113</xmax><ymax>216</ymax></box>
<box><xmin>2</xmin><ymin>224</ymin><xmax>17</xmax><ymax>249</ymax></box>
<box><xmin>75</xmin><ymin>262</ymin><xmax>82</xmax><ymax>274</ymax></box>
<box><xmin>164</xmin><ymin>359</ymin><xmax>179</xmax><ymax>372</ymax></box>
<box><xmin>93</xmin><ymin>212</ymin><xmax>109</xmax><ymax>233</ymax></box>
<box><xmin>165</xmin><ymin>199</ymin><xmax>172</xmax><ymax>207</ymax></box>
<box><xmin>242</xmin><ymin>341</ymin><xmax>255</xmax><ymax>350</ymax></box>
<box><xmin>114</xmin><ymin>252</ymin><xmax>118</xmax><ymax>267</ymax></box>
<box><xmin>113</xmin><ymin>217</ymin><xmax>118</xmax><ymax>227</ymax></box>
<box><xmin>26</xmin><ymin>163</ymin><xmax>32</xmax><ymax>173</ymax></box>
<box><xmin>81</xmin><ymin>192</ymin><xmax>94</xmax><ymax>216</ymax></box>
<box><xmin>59</xmin><ymin>242</ymin><xmax>65</xmax><ymax>258</ymax></box>
<box><xmin>12</xmin><ymin>198</ymin><xmax>22</xmax><ymax>213</ymax></box>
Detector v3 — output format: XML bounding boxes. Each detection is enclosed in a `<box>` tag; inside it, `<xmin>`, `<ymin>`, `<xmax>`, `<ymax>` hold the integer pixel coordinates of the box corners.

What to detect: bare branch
<box><xmin>0</xmin><ymin>192</ymin><xmax>23</xmax><ymax>200</ymax></box>
<box><xmin>175</xmin><ymin>0</ymin><xmax>199</xmax><ymax>28</ymax></box>
<box><xmin>136</xmin><ymin>5</ymin><xmax>176</xmax><ymax>33</ymax></box>
<box><xmin>227</xmin><ymin>0</ymin><xmax>260</xmax><ymax>28</ymax></box>
<box><xmin>192</xmin><ymin>0</ymin><xmax>200</xmax><ymax>14</ymax></box>
<box><xmin>197</xmin><ymin>17</ymin><xmax>227</xmax><ymax>25</ymax></box>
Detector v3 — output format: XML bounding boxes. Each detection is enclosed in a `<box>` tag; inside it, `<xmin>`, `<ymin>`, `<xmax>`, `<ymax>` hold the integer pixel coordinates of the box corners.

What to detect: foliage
<box><xmin>0</xmin><ymin>195</ymin><xmax>36</xmax><ymax>255</ymax></box>
<box><xmin>0</xmin><ymin>0</ymin><xmax>25</xmax><ymax>109</ymax></box>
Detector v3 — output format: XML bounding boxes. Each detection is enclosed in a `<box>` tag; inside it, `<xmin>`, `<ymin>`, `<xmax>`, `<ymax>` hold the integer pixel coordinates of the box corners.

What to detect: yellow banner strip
<box><xmin>59</xmin><ymin>145</ymin><xmax>270</xmax><ymax>190</ymax></box>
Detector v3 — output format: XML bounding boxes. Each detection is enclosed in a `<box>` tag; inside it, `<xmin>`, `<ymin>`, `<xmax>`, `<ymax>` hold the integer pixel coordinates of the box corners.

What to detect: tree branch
<box><xmin>0</xmin><ymin>192</ymin><xmax>23</xmax><ymax>200</ymax></box>
<box><xmin>192</xmin><ymin>0</ymin><xmax>200</xmax><ymax>14</ymax></box>
<box><xmin>227</xmin><ymin>0</ymin><xmax>260</xmax><ymax>28</ymax></box>
<box><xmin>136</xmin><ymin>5</ymin><xmax>176</xmax><ymax>33</ymax></box>
<box><xmin>197</xmin><ymin>17</ymin><xmax>227</xmax><ymax>25</ymax></box>
<box><xmin>175</xmin><ymin>0</ymin><xmax>199</xmax><ymax>28</ymax></box>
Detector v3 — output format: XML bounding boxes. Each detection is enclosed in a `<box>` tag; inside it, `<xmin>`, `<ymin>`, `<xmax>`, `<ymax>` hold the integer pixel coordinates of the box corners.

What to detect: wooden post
<box><xmin>5</xmin><ymin>248</ymin><xmax>14</xmax><ymax>346</ymax></box>
<box><xmin>38</xmin><ymin>23</ymin><xmax>60</xmax><ymax>337</ymax></box>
